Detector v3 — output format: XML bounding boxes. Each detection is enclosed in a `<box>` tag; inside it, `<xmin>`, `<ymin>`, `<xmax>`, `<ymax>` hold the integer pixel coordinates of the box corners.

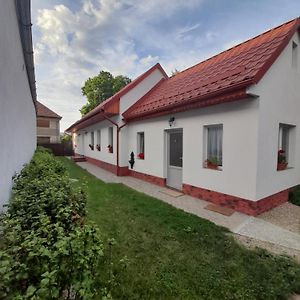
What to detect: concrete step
<box><xmin>72</xmin><ymin>156</ymin><xmax>87</xmax><ymax>162</ymax></box>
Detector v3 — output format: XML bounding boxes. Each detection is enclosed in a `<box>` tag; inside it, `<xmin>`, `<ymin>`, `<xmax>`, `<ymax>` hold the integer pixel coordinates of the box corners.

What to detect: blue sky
<box><xmin>31</xmin><ymin>0</ymin><xmax>300</xmax><ymax>130</ymax></box>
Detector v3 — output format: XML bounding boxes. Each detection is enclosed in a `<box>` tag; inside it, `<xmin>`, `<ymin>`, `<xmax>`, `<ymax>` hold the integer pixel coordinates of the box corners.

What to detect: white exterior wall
<box><xmin>249</xmin><ymin>31</ymin><xmax>300</xmax><ymax>199</ymax></box>
<box><xmin>120</xmin><ymin>69</ymin><xmax>165</xmax><ymax>113</ymax></box>
<box><xmin>126</xmin><ymin>99</ymin><xmax>259</xmax><ymax>200</ymax></box>
<box><xmin>75</xmin><ymin>118</ymin><xmax>118</xmax><ymax>165</ymax></box>
<box><xmin>74</xmin><ymin>68</ymin><xmax>166</xmax><ymax>167</ymax></box>
<box><xmin>0</xmin><ymin>0</ymin><xmax>36</xmax><ymax>209</ymax></box>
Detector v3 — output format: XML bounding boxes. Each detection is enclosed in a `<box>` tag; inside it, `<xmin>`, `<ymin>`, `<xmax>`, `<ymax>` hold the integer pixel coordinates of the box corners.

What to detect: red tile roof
<box><xmin>36</xmin><ymin>101</ymin><xmax>61</xmax><ymax>119</ymax></box>
<box><xmin>123</xmin><ymin>17</ymin><xmax>300</xmax><ymax>121</ymax></box>
<box><xmin>66</xmin><ymin>63</ymin><xmax>167</xmax><ymax>132</ymax></box>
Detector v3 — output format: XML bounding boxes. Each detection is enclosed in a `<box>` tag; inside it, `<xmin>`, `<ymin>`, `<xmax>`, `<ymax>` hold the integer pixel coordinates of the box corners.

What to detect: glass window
<box><xmin>205</xmin><ymin>124</ymin><xmax>223</xmax><ymax>166</ymax></box>
<box><xmin>137</xmin><ymin>132</ymin><xmax>145</xmax><ymax>159</ymax></box>
<box><xmin>108</xmin><ymin>127</ymin><xmax>113</xmax><ymax>153</ymax></box>
<box><xmin>278</xmin><ymin>123</ymin><xmax>295</xmax><ymax>167</ymax></box>
<box><xmin>90</xmin><ymin>132</ymin><xmax>94</xmax><ymax>146</ymax></box>
<box><xmin>97</xmin><ymin>130</ymin><xmax>101</xmax><ymax>146</ymax></box>
<box><xmin>169</xmin><ymin>131</ymin><xmax>183</xmax><ymax>167</ymax></box>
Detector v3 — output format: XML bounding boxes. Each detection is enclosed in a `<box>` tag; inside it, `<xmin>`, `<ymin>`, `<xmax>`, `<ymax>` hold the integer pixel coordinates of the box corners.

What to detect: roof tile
<box><xmin>36</xmin><ymin>101</ymin><xmax>61</xmax><ymax>119</ymax></box>
<box><xmin>124</xmin><ymin>17</ymin><xmax>300</xmax><ymax>121</ymax></box>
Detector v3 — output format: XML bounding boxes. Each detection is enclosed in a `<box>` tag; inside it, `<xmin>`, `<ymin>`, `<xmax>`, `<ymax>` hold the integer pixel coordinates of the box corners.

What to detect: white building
<box><xmin>67</xmin><ymin>18</ymin><xmax>300</xmax><ymax>216</ymax></box>
<box><xmin>0</xmin><ymin>0</ymin><xmax>37</xmax><ymax>208</ymax></box>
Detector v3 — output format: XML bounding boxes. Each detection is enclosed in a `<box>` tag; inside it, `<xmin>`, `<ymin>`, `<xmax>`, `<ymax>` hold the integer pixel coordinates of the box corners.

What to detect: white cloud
<box><xmin>33</xmin><ymin>0</ymin><xmax>208</xmax><ymax>130</ymax></box>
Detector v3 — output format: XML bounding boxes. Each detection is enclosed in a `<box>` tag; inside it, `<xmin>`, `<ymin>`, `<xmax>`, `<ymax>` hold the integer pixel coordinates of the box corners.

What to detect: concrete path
<box><xmin>76</xmin><ymin>161</ymin><xmax>300</xmax><ymax>252</ymax></box>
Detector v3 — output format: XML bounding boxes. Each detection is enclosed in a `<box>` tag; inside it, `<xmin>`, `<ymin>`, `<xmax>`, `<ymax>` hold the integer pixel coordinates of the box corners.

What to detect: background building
<box><xmin>36</xmin><ymin>101</ymin><xmax>62</xmax><ymax>144</ymax></box>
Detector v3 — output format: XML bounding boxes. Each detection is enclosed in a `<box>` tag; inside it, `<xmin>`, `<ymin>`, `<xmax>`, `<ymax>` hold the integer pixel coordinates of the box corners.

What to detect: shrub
<box><xmin>289</xmin><ymin>185</ymin><xmax>300</xmax><ymax>206</ymax></box>
<box><xmin>0</xmin><ymin>148</ymin><xmax>108</xmax><ymax>299</ymax></box>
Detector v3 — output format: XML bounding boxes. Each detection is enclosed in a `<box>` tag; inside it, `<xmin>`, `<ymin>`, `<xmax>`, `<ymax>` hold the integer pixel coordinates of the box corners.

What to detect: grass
<box><xmin>59</xmin><ymin>157</ymin><xmax>300</xmax><ymax>300</ymax></box>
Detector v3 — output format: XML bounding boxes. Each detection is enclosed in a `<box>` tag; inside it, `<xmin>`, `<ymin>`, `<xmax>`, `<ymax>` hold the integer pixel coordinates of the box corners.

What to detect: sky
<box><xmin>31</xmin><ymin>0</ymin><xmax>300</xmax><ymax>131</ymax></box>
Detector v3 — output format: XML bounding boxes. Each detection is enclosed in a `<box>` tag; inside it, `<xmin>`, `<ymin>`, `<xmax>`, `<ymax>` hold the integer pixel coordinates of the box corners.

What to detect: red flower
<box><xmin>138</xmin><ymin>153</ymin><xmax>144</xmax><ymax>159</ymax></box>
<box><xmin>278</xmin><ymin>149</ymin><xmax>285</xmax><ymax>154</ymax></box>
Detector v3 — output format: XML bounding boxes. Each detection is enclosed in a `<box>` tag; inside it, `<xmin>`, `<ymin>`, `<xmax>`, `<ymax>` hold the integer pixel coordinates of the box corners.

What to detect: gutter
<box><xmin>101</xmin><ymin>109</ymin><xmax>127</xmax><ymax>176</ymax></box>
<box><xmin>15</xmin><ymin>0</ymin><xmax>37</xmax><ymax>111</ymax></box>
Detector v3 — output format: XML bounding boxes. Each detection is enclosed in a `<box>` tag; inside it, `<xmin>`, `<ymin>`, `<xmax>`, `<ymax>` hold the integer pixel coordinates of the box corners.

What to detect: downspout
<box><xmin>101</xmin><ymin>109</ymin><xmax>127</xmax><ymax>176</ymax></box>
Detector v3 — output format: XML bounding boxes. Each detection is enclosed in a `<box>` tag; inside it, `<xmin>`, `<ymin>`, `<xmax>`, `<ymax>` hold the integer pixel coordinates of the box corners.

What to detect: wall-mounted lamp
<box><xmin>168</xmin><ymin>117</ymin><xmax>175</xmax><ymax>127</ymax></box>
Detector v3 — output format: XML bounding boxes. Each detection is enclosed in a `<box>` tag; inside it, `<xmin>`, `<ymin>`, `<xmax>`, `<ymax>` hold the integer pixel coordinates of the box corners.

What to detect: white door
<box><xmin>167</xmin><ymin>129</ymin><xmax>183</xmax><ymax>190</ymax></box>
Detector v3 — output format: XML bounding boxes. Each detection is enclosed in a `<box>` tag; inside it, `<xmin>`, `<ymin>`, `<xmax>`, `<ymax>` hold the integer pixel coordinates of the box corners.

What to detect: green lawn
<box><xmin>59</xmin><ymin>158</ymin><xmax>300</xmax><ymax>300</ymax></box>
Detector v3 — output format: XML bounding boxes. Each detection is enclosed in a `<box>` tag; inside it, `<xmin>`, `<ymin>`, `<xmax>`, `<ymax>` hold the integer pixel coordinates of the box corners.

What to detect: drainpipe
<box><xmin>101</xmin><ymin>109</ymin><xmax>127</xmax><ymax>176</ymax></box>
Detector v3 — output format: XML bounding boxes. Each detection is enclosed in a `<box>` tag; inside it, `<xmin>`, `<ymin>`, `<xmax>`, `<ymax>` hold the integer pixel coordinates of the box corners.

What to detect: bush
<box><xmin>289</xmin><ymin>185</ymin><xmax>300</xmax><ymax>206</ymax></box>
<box><xmin>0</xmin><ymin>148</ymin><xmax>108</xmax><ymax>299</ymax></box>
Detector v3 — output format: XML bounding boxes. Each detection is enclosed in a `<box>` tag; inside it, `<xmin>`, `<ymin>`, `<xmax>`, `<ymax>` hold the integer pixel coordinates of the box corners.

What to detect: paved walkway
<box><xmin>77</xmin><ymin>161</ymin><xmax>300</xmax><ymax>252</ymax></box>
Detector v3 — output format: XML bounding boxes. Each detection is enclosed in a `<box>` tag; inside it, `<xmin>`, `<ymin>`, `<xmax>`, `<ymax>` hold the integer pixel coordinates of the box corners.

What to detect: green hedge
<box><xmin>0</xmin><ymin>148</ymin><xmax>109</xmax><ymax>299</ymax></box>
<box><xmin>289</xmin><ymin>185</ymin><xmax>300</xmax><ymax>206</ymax></box>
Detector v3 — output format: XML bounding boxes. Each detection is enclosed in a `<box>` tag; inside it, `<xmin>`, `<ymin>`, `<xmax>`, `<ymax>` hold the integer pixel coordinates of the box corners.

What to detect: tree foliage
<box><xmin>80</xmin><ymin>71</ymin><xmax>131</xmax><ymax>116</ymax></box>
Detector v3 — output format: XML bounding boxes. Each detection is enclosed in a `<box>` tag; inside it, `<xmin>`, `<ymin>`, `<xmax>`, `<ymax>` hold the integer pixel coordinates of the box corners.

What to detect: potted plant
<box><xmin>96</xmin><ymin>144</ymin><xmax>101</xmax><ymax>151</ymax></box>
<box><xmin>277</xmin><ymin>149</ymin><xmax>288</xmax><ymax>170</ymax></box>
<box><xmin>138</xmin><ymin>153</ymin><xmax>144</xmax><ymax>159</ymax></box>
<box><xmin>107</xmin><ymin>145</ymin><xmax>113</xmax><ymax>153</ymax></box>
<box><xmin>205</xmin><ymin>156</ymin><xmax>219</xmax><ymax>170</ymax></box>
<box><xmin>89</xmin><ymin>144</ymin><xmax>94</xmax><ymax>150</ymax></box>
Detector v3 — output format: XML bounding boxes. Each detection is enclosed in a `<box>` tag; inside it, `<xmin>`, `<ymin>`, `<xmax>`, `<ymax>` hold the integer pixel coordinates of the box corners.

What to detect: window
<box><xmin>108</xmin><ymin>127</ymin><xmax>113</xmax><ymax>153</ymax></box>
<box><xmin>204</xmin><ymin>124</ymin><xmax>223</xmax><ymax>168</ymax></box>
<box><xmin>90</xmin><ymin>132</ymin><xmax>94</xmax><ymax>146</ymax></box>
<box><xmin>292</xmin><ymin>41</ymin><xmax>298</xmax><ymax>69</ymax></box>
<box><xmin>95</xmin><ymin>130</ymin><xmax>101</xmax><ymax>151</ymax></box>
<box><xmin>37</xmin><ymin>119</ymin><xmax>50</xmax><ymax>128</ymax></box>
<box><xmin>278</xmin><ymin>123</ymin><xmax>295</xmax><ymax>168</ymax></box>
<box><xmin>90</xmin><ymin>132</ymin><xmax>94</xmax><ymax>150</ymax></box>
<box><xmin>137</xmin><ymin>132</ymin><xmax>145</xmax><ymax>159</ymax></box>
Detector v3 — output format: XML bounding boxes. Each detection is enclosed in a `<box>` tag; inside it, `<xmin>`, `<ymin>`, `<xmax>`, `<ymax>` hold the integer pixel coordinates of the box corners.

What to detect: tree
<box><xmin>80</xmin><ymin>71</ymin><xmax>131</xmax><ymax>116</ymax></box>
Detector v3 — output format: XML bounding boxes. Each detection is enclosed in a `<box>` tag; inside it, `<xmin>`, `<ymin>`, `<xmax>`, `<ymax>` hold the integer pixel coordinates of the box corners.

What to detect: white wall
<box><xmin>126</xmin><ymin>99</ymin><xmax>259</xmax><ymax>200</ymax></box>
<box><xmin>120</xmin><ymin>68</ymin><xmax>165</xmax><ymax>114</ymax></box>
<box><xmin>74</xmin><ymin>66</ymin><xmax>166</xmax><ymax>167</ymax></box>
<box><xmin>75</xmin><ymin>117</ymin><xmax>118</xmax><ymax>165</ymax></box>
<box><xmin>0</xmin><ymin>0</ymin><xmax>36</xmax><ymax>209</ymax></box>
<box><xmin>249</xmin><ymin>31</ymin><xmax>300</xmax><ymax>199</ymax></box>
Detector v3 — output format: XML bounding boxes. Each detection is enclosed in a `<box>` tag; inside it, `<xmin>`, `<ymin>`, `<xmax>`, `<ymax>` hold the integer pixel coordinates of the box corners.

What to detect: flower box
<box><xmin>277</xmin><ymin>149</ymin><xmax>287</xmax><ymax>171</ymax></box>
<box><xmin>107</xmin><ymin>145</ymin><xmax>113</xmax><ymax>153</ymax></box>
<box><xmin>138</xmin><ymin>153</ymin><xmax>144</xmax><ymax>159</ymax></box>
<box><xmin>277</xmin><ymin>162</ymin><xmax>288</xmax><ymax>171</ymax></box>
<box><xmin>206</xmin><ymin>162</ymin><xmax>219</xmax><ymax>170</ymax></box>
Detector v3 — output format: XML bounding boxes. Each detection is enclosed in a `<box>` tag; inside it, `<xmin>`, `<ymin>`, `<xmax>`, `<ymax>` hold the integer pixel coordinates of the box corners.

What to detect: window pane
<box><xmin>207</xmin><ymin>125</ymin><xmax>223</xmax><ymax>165</ymax></box>
<box><xmin>91</xmin><ymin>132</ymin><xmax>94</xmax><ymax>145</ymax></box>
<box><xmin>138</xmin><ymin>132</ymin><xmax>144</xmax><ymax>153</ymax></box>
<box><xmin>169</xmin><ymin>132</ymin><xmax>183</xmax><ymax>167</ymax></box>
<box><xmin>108</xmin><ymin>127</ymin><xmax>113</xmax><ymax>146</ymax></box>
<box><xmin>281</xmin><ymin>127</ymin><xmax>289</xmax><ymax>152</ymax></box>
<box><xmin>97</xmin><ymin>130</ymin><xmax>101</xmax><ymax>145</ymax></box>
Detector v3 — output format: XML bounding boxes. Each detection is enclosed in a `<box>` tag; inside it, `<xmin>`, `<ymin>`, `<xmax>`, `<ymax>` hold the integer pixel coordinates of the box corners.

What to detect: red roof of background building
<box><xmin>66</xmin><ymin>63</ymin><xmax>167</xmax><ymax>132</ymax></box>
<box><xmin>36</xmin><ymin>101</ymin><xmax>61</xmax><ymax>119</ymax></box>
<box><xmin>123</xmin><ymin>17</ymin><xmax>300</xmax><ymax>121</ymax></box>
